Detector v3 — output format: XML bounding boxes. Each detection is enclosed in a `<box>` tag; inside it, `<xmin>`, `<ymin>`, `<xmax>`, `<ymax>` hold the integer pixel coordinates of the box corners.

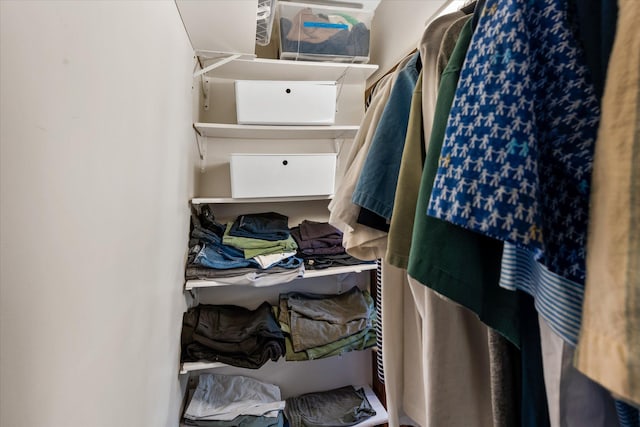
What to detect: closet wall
<box><xmin>0</xmin><ymin>2</ymin><xmax>196</xmax><ymax>427</ymax></box>
<box><xmin>368</xmin><ymin>0</ymin><xmax>458</xmax><ymax>86</ymax></box>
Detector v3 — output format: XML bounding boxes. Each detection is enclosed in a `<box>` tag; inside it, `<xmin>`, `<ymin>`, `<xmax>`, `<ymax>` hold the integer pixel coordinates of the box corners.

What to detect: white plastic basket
<box><xmin>256</xmin><ymin>0</ymin><xmax>277</xmax><ymax>45</ymax></box>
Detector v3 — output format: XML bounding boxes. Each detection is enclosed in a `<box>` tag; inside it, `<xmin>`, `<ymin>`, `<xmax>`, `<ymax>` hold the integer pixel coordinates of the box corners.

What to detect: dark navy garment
<box><xmin>228</xmin><ymin>212</ymin><xmax>291</xmax><ymax>242</ymax></box>
<box><xmin>351</xmin><ymin>52</ymin><xmax>421</xmax><ymax>220</ymax></box>
<box><xmin>427</xmin><ymin>0</ymin><xmax>600</xmax><ymax>284</ymax></box>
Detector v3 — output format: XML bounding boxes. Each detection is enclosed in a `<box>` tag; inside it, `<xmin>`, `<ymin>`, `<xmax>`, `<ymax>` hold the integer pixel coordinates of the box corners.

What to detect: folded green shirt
<box><xmin>223</xmin><ymin>223</ymin><xmax>298</xmax><ymax>259</ymax></box>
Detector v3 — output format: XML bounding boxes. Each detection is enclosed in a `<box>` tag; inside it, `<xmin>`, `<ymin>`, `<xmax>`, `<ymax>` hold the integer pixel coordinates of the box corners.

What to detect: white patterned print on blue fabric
<box><xmin>427</xmin><ymin>0</ymin><xmax>599</xmax><ymax>284</ymax></box>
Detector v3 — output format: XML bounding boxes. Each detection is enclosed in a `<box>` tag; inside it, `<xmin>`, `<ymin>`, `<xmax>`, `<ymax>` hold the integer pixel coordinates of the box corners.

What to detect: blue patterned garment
<box><xmin>427</xmin><ymin>0</ymin><xmax>599</xmax><ymax>284</ymax></box>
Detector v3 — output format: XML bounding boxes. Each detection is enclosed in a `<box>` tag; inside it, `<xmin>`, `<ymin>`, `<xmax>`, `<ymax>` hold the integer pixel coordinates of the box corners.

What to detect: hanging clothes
<box><xmin>351</xmin><ymin>52</ymin><xmax>421</xmax><ymax>221</ymax></box>
<box><xmin>427</xmin><ymin>0</ymin><xmax>599</xmax><ymax>283</ymax></box>
<box><xmin>575</xmin><ymin>0</ymin><xmax>640</xmax><ymax>412</ymax></box>
<box><xmin>406</xmin><ymin>16</ymin><xmax>521</xmax><ymax>348</ymax></box>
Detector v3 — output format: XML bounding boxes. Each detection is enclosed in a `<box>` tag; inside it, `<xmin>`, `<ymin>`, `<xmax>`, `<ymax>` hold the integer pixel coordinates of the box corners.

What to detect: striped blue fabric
<box><xmin>500</xmin><ymin>243</ymin><xmax>583</xmax><ymax>346</ymax></box>
<box><xmin>375</xmin><ymin>259</ymin><xmax>384</xmax><ymax>383</ymax></box>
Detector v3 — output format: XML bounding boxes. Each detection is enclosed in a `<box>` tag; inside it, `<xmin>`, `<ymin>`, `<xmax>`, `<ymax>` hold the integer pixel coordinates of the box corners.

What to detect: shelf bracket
<box><xmin>193</xmin><ymin>125</ymin><xmax>207</xmax><ymax>172</ymax></box>
<box><xmin>185</xmin><ymin>288</ymin><xmax>199</xmax><ymax>308</ymax></box>
<box><xmin>201</xmin><ymin>76</ymin><xmax>211</xmax><ymax>111</ymax></box>
<box><xmin>194</xmin><ymin>53</ymin><xmax>242</xmax><ymax>78</ymax></box>
<box><xmin>333</xmin><ymin>138</ymin><xmax>344</xmax><ymax>154</ymax></box>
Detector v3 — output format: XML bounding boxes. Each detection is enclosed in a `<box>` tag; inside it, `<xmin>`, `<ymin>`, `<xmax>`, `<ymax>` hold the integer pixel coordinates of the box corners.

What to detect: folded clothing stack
<box><xmin>184</xmin><ymin>373</ymin><xmax>285</xmax><ymax>427</ymax></box>
<box><xmin>187</xmin><ymin>207</ymin><xmax>303</xmax><ymax>286</ymax></box>
<box><xmin>290</xmin><ymin>220</ymin><xmax>373</xmax><ymax>270</ymax></box>
<box><xmin>181</xmin><ymin>302</ymin><xmax>285</xmax><ymax>369</ymax></box>
<box><xmin>284</xmin><ymin>385</ymin><xmax>376</xmax><ymax>427</ymax></box>
<box><xmin>222</xmin><ymin>212</ymin><xmax>298</xmax><ymax>260</ymax></box>
<box><xmin>277</xmin><ymin>286</ymin><xmax>376</xmax><ymax>361</ymax></box>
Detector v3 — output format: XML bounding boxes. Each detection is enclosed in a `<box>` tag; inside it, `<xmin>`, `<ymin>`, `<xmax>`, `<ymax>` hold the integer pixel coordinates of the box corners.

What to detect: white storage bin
<box><xmin>235</xmin><ymin>80</ymin><xmax>337</xmax><ymax>125</ymax></box>
<box><xmin>230</xmin><ymin>153</ymin><xmax>337</xmax><ymax>198</ymax></box>
<box><xmin>278</xmin><ymin>1</ymin><xmax>373</xmax><ymax>63</ymax></box>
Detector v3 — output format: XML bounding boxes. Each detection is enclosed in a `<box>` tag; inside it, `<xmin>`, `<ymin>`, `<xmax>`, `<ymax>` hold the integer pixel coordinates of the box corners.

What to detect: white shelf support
<box><xmin>200</xmin><ymin>76</ymin><xmax>211</xmax><ymax>111</ymax></box>
<box><xmin>192</xmin><ymin>125</ymin><xmax>207</xmax><ymax>171</ymax></box>
<box><xmin>194</xmin><ymin>53</ymin><xmax>243</xmax><ymax>78</ymax></box>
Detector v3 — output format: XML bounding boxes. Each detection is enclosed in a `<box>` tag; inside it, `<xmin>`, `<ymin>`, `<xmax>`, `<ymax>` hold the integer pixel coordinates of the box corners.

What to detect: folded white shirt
<box><xmin>185</xmin><ymin>374</ymin><xmax>285</xmax><ymax>421</ymax></box>
<box><xmin>252</xmin><ymin>251</ymin><xmax>297</xmax><ymax>269</ymax></box>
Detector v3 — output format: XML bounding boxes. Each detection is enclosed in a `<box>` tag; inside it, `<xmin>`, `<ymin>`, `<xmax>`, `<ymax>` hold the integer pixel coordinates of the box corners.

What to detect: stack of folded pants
<box><xmin>186</xmin><ymin>207</ymin><xmax>304</xmax><ymax>286</ymax></box>
<box><xmin>290</xmin><ymin>220</ymin><xmax>372</xmax><ymax>270</ymax></box>
<box><xmin>184</xmin><ymin>373</ymin><xmax>285</xmax><ymax>427</ymax></box>
<box><xmin>181</xmin><ymin>302</ymin><xmax>285</xmax><ymax>369</ymax></box>
<box><xmin>223</xmin><ymin>212</ymin><xmax>298</xmax><ymax>259</ymax></box>
<box><xmin>284</xmin><ymin>385</ymin><xmax>376</xmax><ymax>427</ymax></box>
<box><xmin>277</xmin><ymin>286</ymin><xmax>376</xmax><ymax>361</ymax></box>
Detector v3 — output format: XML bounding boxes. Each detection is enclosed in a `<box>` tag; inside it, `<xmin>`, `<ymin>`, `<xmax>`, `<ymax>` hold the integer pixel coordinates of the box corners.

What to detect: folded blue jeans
<box><xmin>228</xmin><ymin>212</ymin><xmax>291</xmax><ymax>242</ymax></box>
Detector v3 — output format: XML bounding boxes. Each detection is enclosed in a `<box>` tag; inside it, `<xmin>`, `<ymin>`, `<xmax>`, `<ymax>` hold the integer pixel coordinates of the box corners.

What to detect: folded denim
<box><xmin>228</xmin><ymin>212</ymin><xmax>291</xmax><ymax>242</ymax></box>
<box><xmin>181</xmin><ymin>303</ymin><xmax>285</xmax><ymax>368</ymax></box>
<box><xmin>185</xmin><ymin>373</ymin><xmax>284</xmax><ymax>421</ymax></box>
<box><xmin>193</xmin><ymin>242</ymin><xmax>260</xmax><ymax>270</ymax></box>
<box><xmin>223</xmin><ymin>223</ymin><xmax>299</xmax><ymax>259</ymax></box>
<box><xmin>191</xmin><ymin>239</ymin><xmax>302</xmax><ymax>271</ymax></box>
<box><xmin>284</xmin><ymin>386</ymin><xmax>376</xmax><ymax>427</ymax></box>
<box><xmin>184</xmin><ymin>412</ymin><xmax>284</xmax><ymax>427</ymax></box>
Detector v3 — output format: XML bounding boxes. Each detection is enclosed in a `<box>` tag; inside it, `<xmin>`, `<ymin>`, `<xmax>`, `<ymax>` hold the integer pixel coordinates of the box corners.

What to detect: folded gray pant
<box><xmin>284</xmin><ymin>386</ymin><xmax>375</xmax><ymax>427</ymax></box>
<box><xmin>184</xmin><ymin>412</ymin><xmax>284</xmax><ymax>427</ymax></box>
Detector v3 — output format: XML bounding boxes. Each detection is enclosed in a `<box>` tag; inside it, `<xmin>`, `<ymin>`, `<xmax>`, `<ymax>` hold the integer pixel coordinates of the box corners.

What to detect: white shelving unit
<box><xmin>194</xmin><ymin>123</ymin><xmax>359</xmax><ymax>139</ymax></box>
<box><xmin>196</xmin><ymin>56</ymin><xmax>378</xmax><ymax>83</ymax></box>
<box><xmin>191</xmin><ymin>195</ymin><xmax>333</xmax><ymax>205</ymax></box>
<box><xmin>179</xmin><ymin>385</ymin><xmax>388</xmax><ymax>427</ymax></box>
<box><xmin>182</xmin><ymin>39</ymin><xmax>385</xmax><ymax>425</ymax></box>
<box><xmin>185</xmin><ymin>263</ymin><xmax>377</xmax><ymax>290</ymax></box>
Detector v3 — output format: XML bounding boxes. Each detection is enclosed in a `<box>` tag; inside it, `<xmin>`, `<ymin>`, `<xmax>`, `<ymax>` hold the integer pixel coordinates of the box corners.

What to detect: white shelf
<box><xmin>191</xmin><ymin>195</ymin><xmax>333</xmax><ymax>204</ymax></box>
<box><xmin>180</xmin><ymin>385</ymin><xmax>388</xmax><ymax>427</ymax></box>
<box><xmin>302</xmin><ymin>264</ymin><xmax>377</xmax><ymax>278</ymax></box>
<box><xmin>194</xmin><ymin>123</ymin><xmax>359</xmax><ymax>139</ymax></box>
<box><xmin>179</xmin><ymin>348</ymin><xmax>375</xmax><ymax>375</ymax></box>
<box><xmin>180</xmin><ymin>361</ymin><xmax>226</xmax><ymax>375</ymax></box>
<box><xmin>185</xmin><ymin>263</ymin><xmax>376</xmax><ymax>291</ymax></box>
<box><xmin>197</xmin><ymin>57</ymin><xmax>378</xmax><ymax>83</ymax></box>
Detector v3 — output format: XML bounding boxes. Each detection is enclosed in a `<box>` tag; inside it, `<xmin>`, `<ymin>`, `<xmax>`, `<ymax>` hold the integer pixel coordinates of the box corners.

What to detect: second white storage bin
<box><xmin>235</xmin><ymin>80</ymin><xmax>337</xmax><ymax>125</ymax></box>
<box><xmin>230</xmin><ymin>153</ymin><xmax>337</xmax><ymax>198</ymax></box>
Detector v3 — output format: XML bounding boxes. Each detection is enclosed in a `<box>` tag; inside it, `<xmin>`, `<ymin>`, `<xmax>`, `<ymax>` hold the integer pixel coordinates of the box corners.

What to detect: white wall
<box><xmin>0</xmin><ymin>2</ymin><xmax>196</xmax><ymax>426</ymax></box>
<box><xmin>367</xmin><ymin>0</ymin><xmax>453</xmax><ymax>86</ymax></box>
